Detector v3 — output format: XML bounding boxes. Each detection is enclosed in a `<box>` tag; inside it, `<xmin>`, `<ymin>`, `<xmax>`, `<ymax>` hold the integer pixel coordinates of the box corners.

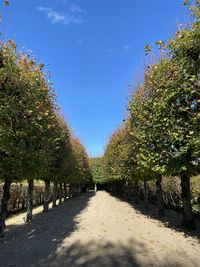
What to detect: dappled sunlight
<box><xmin>1</xmin><ymin>191</ymin><xmax>200</xmax><ymax>267</ymax></box>
<box><xmin>0</xmin><ymin>1</ymin><xmax>200</xmax><ymax>266</ymax></box>
<box><xmin>41</xmin><ymin>238</ymin><xmax>198</xmax><ymax>267</ymax></box>
<box><xmin>0</xmin><ymin>192</ymin><xmax>95</xmax><ymax>266</ymax></box>
<box><xmin>107</xmin><ymin>192</ymin><xmax>200</xmax><ymax>242</ymax></box>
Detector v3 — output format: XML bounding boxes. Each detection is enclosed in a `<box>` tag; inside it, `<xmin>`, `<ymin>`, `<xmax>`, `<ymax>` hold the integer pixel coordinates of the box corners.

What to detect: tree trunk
<box><xmin>59</xmin><ymin>183</ymin><xmax>62</xmax><ymax>204</ymax></box>
<box><xmin>144</xmin><ymin>180</ymin><xmax>148</xmax><ymax>210</ymax></box>
<box><xmin>71</xmin><ymin>184</ymin><xmax>73</xmax><ymax>197</ymax></box>
<box><xmin>63</xmin><ymin>183</ymin><xmax>67</xmax><ymax>201</ymax></box>
<box><xmin>180</xmin><ymin>174</ymin><xmax>196</xmax><ymax>230</ymax></box>
<box><xmin>134</xmin><ymin>180</ymin><xmax>139</xmax><ymax>204</ymax></box>
<box><xmin>156</xmin><ymin>176</ymin><xmax>165</xmax><ymax>217</ymax></box>
<box><xmin>26</xmin><ymin>179</ymin><xmax>34</xmax><ymax>222</ymax></box>
<box><xmin>43</xmin><ymin>179</ymin><xmax>50</xmax><ymax>212</ymax></box>
<box><xmin>69</xmin><ymin>185</ymin><xmax>72</xmax><ymax>198</ymax></box>
<box><xmin>52</xmin><ymin>181</ymin><xmax>57</xmax><ymax>208</ymax></box>
<box><xmin>94</xmin><ymin>183</ymin><xmax>97</xmax><ymax>193</ymax></box>
<box><xmin>0</xmin><ymin>179</ymin><xmax>11</xmax><ymax>237</ymax></box>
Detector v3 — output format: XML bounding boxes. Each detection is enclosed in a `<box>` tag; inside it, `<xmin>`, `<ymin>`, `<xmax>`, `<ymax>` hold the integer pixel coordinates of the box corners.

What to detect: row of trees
<box><xmin>102</xmin><ymin>1</ymin><xmax>200</xmax><ymax>230</ymax></box>
<box><xmin>89</xmin><ymin>157</ymin><xmax>107</xmax><ymax>191</ymax></box>
<box><xmin>0</xmin><ymin>40</ymin><xmax>91</xmax><ymax>237</ymax></box>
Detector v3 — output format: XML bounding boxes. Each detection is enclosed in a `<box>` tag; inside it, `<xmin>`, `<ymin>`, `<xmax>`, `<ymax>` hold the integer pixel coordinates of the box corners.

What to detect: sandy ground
<box><xmin>0</xmin><ymin>191</ymin><xmax>200</xmax><ymax>267</ymax></box>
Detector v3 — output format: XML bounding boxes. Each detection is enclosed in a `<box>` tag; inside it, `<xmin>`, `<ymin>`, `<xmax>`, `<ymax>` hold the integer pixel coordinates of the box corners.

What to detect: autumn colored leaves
<box><xmin>103</xmin><ymin>2</ymin><xmax>200</xmax><ymax>230</ymax></box>
<box><xmin>0</xmin><ymin>41</ymin><xmax>91</xmax><ymax>237</ymax></box>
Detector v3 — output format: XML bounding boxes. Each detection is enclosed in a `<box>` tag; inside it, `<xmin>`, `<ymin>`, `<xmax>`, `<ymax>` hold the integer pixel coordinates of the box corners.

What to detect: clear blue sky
<box><xmin>0</xmin><ymin>0</ymin><xmax>188</xmax><ymax>156</ymax></box>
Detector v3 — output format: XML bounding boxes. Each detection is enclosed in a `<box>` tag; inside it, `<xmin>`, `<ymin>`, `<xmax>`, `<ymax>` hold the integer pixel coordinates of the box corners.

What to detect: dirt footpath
<box><xmin>0</xmin><ymin>191</ymin><xmax>200</xmax><ymax>267</ymax></box>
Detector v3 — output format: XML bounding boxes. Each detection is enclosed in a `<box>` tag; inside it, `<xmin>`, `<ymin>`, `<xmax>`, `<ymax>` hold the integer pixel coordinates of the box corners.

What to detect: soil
<box><xmin>0</xmin><ymin>191</ymin><xmax>200</xmax><ymax>267</ymax></box>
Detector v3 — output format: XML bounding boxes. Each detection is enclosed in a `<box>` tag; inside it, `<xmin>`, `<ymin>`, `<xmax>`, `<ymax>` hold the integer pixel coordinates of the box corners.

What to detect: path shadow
<box><xmin>108</xmin><ymin>192</ymin><xmax>200</xmax><ymax>241</ymax></box>
<box><xmin>0</xmin><ymin>192</ymin><xmax>95</xmax><ymax>267</ymax></box>
<box><xmin>39</xmin><ymin>238</ymin><xmax>196</xmax><ymax>267</ymax></box>
<box><xmin>0</xmin><ymin>191</ymin><xmax>199</xmax><ymax>267</ymax></box>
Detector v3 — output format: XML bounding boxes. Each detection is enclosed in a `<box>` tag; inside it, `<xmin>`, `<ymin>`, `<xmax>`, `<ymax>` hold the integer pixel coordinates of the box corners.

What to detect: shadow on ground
<box><xmin>108</xmin><ymin>192</ymin><xmax>200</xmax><ymax>241</ymax></box>
<box><xmin>0</xmin><ymin>192</ymin><xmax>94</xmax><ymax>267</ymax></box>
<box><xmin>41</xmin><ymin>238</ymin><xmax>189</xmax><ymax>267</ymax></box>
<box><xmin>0</xmin><ymin>191</ymin><xmax>199</xmax><ymax>267</ymax></box>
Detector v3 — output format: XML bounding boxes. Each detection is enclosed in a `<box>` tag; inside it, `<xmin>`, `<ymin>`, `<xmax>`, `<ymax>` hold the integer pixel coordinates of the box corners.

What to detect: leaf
<box><xmin>144</xmin><ymin>44</ymin><xmax>152</xmax><ymax>55</ymax></box>
<box><xmin>183</xmin><ymin>0</ymin><xmax>190</xmax><ymax>6</ymax></box>
<box><xmin>156</xmin><ymin>40</ymin><xmax>164</xmax><ymax>46</ymax></box>
<box><xmin>4</xmin><ymin>1</ymin><xmax>10</xmax><ymax>6</ymax></box>
<box><xmin>181</xmin><ymin>166</ymin><xmax>187</xmax><ymax>171</ymax></box>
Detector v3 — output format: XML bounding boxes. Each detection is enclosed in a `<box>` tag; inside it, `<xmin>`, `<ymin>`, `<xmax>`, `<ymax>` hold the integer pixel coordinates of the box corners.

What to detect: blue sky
<box><xmin>0</xmin><ymin>1</ymin><xmax>188</xmax><ymax>156</ymax></box>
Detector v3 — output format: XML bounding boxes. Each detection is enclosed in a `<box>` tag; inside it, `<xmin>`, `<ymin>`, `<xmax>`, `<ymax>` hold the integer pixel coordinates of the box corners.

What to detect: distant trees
<box><xmin>68</xmin><ymin>137</ymin><xmax>92</xmax><ymax>190</ymax></box>
<box><xmin>90</xmin><ymin>157</ymin><xmax>106</xmax><ymax>191</ymax></box>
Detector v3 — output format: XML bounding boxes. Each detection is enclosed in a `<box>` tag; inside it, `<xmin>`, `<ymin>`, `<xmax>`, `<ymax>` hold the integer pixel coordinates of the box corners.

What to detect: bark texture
<box><xmin>26</xmin><ymin>179</ymin><xmax>34</xmax><ymax>222</ymax></box>
<box><xmin>52</xmin><ymin>181</ymin><xmax>57</xmax><ymax>208</ymax></box>
<box><xmin>0</xmin><ymin>179</ymin><xmax>11</xmax><ymax>237</ymax></box>
<box><xmin>63</xmin><ymin>183</ymin><xmax>67</xmax><ymax>201</ymax></box>
<box><xmin>156</xmin><ymin>176</ymin><xmax>165</xmax><ymax>217</ymax></box>
<box><xmin>59</xmin><ymin>183</ymin><xmax>62</xmax><ymax>204</ymax></box>
<box><xmin>43</xmin><ymin>179</ymin><xmax>50</xmax><ymax>212</ymax></box>
<box><xmin>94</xmin><ymin>184</ymin><xmax>97</xmax><ymax>193</ymax></box>
<box><xmin>180</xmin><ymin>174</ymin><xmax>196</xmax><ymax>230</ymax></box>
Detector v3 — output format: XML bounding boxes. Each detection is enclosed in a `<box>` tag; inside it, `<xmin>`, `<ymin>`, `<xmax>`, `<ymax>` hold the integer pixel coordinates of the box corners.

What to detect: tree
<box><xmin>67</xmin><ymin>137</ymin><xmax>92</xmax><ymax>193</ymax></box>
<box><xmin>0</xmin><ymin>41</ymin><xmax>57</xmax><ymax>231</ymax></box>
<box><xmin>129</xmin><ymin>2</ymin><xmax>200</xmax><ymax>227</ymax></box>
<box><xmin>90</xmin><ymin>157</ymin><xmax>106</xmax><ymax>191</ymax></box>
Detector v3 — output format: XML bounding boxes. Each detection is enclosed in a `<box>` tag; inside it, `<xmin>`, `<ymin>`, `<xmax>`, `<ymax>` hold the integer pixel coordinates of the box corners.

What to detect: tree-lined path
<box><xmin>0</xmin><ymin>191</ymin><xmax>200</xmax><ymax>267</ymax></box>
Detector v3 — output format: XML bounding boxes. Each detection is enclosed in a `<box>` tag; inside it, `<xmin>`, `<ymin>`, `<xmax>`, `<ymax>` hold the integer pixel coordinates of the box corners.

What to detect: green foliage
<box><xmin>44</xmin><ymin>114</ymin><xmax>71</xmax><ymax>183</ymax></box>
<box><xmin>103</xmin><ymin>122</ymin><xmax>141</xmax><ymax>182</ymax></box>
<box><xmin>67</xmin><ymin>137</ymin><xmax>92</xmax><ymax>185</ymax></box>
<box><xmin>0</xmin><ymin>40</ymin><xmax>90</xmax><ymax>187</ymax></box>
<box><xmin>103</xmin><ymin>4</ymin><xmax>200</xmax><ymax>224</ymax></box>
<box><xmin>90</xmin><ymin>157</ymin><xmax>106</xmax><ymax>184</ymax></box>
<box><xmin>129</xmin><ymin>3</ymin><xmax>200</xmax><ymax>178</ymax></box>
<box><xmin>0</xmin><ymin>41</ymin><xmax>57</xmax><ymax>181</ymax></box>
<box><xmin>144</xmin><ymin>44</ymin><xmax>152</xmax><ymax>55</ymax></box>
<box><xmin>4</xmin><ymin>1</ymin><xmax>9</xmax><ymax>6</ymax></box>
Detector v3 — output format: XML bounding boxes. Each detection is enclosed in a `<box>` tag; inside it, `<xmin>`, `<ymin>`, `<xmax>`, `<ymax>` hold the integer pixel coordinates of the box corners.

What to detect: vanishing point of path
<box><xmin>0</xmin><ymin>191</ymin><xmax>200</xmax><ymax>267</ymax></box>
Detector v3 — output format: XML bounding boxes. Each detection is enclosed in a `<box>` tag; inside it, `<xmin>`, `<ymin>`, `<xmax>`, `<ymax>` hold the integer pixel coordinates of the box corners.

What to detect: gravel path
<box><xmin>0</xmin><ymin>191</ymin><xmax>200</xmax><ymax>267</ymax></box>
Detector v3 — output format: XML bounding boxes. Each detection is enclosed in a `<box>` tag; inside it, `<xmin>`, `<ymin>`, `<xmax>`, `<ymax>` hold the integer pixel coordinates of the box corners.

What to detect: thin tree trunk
<box><xmin>52</xmin><ymin>181</ymin><xmax>57</xmax><ymax>208</ymax></box>
<box><xmin>180</xmin><ymin>174</ymin><xmax>196</xmax><ymax>230</ymax></box>
<box><xmin>156</xmin><ymin>176</ymin><xmax>165</xmax><ymax>217</ymax></box>
<box><xmin>59</xmin><ymin>183</ymin><xmax>62</xmax><ymax>204</ymax></box>
<box><xmin>144</xmin><ymin>179</ymin><xmax>148</xmax><ymax>210</ymax></box>
<box><xmin>70</xmin><ymin>184</ymin><xmax>73</xmax><ymax>197</ymax></box>
<box><xmin>94</xmin><ymin>183</ymin><xmax>97</xmax><ymax>193</ymax></box>
<box><xmin>134</xmin><ymin>180</ymin><xmax>139</xmax><ymax>204</ymax></box>
<box><xmin>26</xmin><ymin>179</ymin><xmax>34</xmax><ymax>222</ymax></box>
<box><xmin>63</xmin><ymin>183</ymin><xmax>67</xmax><ymax>201</ymax></box>
<box><xmin>0</xmin><ymin>179</ymin><xmax>11</xmax><ymax>237</ymax></box>
<box><xmin>69</xmin><ymin>185</ymin><xmax>72</xmax><ymax>198</ymax></box>
<box><xmin>43</xmin><ymin>179</ymin><xmax>50</xmax><ymax>212</ymax></box>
